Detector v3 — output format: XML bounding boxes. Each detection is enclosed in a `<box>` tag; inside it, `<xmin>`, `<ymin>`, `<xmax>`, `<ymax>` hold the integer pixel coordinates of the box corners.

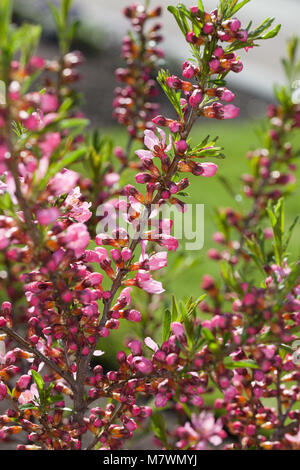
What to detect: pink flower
<box><xmin>189</xmin><ymin>89</ymin><xmax>203</xmax><ymax>107</ymax></box>
<box><xmin>132</xmin><ymin>356</ymin><xmax>153</xmax><ymax>374</ymax></box>
<box><xmin>220</xmin><ymin>88</ymin><xmax>235</xmax><ymax>102</ymax></box>
<box><xmin>0</xmin><ymin>381</ymin><xmax>7</xmax><ymax>401</ymax></box>
<box><xmin>18</xmin><ymin>384</ymin><xmax>39</xmax><ymax>405</ymax></box>
<box><xmin>155</xmin><ymin>393</ymin><xmax>169</xmax><ymax>408</ymax></box>
<box><xmin>148</xmin><ymin>252</ymin><xmax>168</xmax><ymax>271</ymax></box>
<box><xmin>158</xmin><ymin>234</ymin><xmax>178</xmax><ymax>252</ymax></box>
<box><xmin>36</xmin><ymin>207</ymin><xmax>60</xmax><ymax>225</ymax></box>
<box><xmin>136</xmin><ymin>272</ymin><xmax>165</xmax><ymax>294</ymax></box>
<box><xmin>175</xmin><ymin>140</ymin><xmax>188</xmax><ymax>154</ymax></box>
<box><xmin>64</xmin><ymin>187</ymin><xmax>92</xmax><ymax>223</ymax></box>
<box><xmin>128</xmin><ymin>340</ymin><xmax>142</xmax><ymax>355</ymax></box>
<box><xmin>127</xmin><ymin>309</ymin><xmax>142</xmax><ymax>322</ymax></box>
<box><xmin>182</xmin><ymin>61</ymin><xmax>197</xmax><ymax>79</ymax></box>
<box><xmin>48</xmin><ymin>169</ymin><xmax>79</xmax><ymax>196</ymax></box>
<box><xmin>171</xmin><ymin>322</ymin><xmax>185</xmax><ymax>338</ymax></box>
<box><xmin>144</xmin><ymin>337</ymin><xmax>159</xmax><ymax>352</ymax></box>
<box><xmin>20</xmin><ymin>111</ymin><xmax>40</xmax><ymax>131</ymax></box>
<box><xmin>190</xmin><ymin>411</ymin><xmax>223</xmax><ymax>447</ymax></box>
<box><xmin>117</xmin><ymin>287</ymin><xmax>132</xmax><ymax>306</ymax></box>
<box><xmin>201</xmin><ymin>162</ymin><xmax>218</xmax><ymax>177</ymax></box>
<box><xmin>29</xmin><ymin>56</ymin><xmax>45</xmax><ymax>69</ymax></box>
<box><xmin>40</xmin><ymin>93</ymin><xmax>59</xmax><ymax>113</ymax></box>
<box><xmin>209</xmin><ymin>58</ymin><xmax>220</xmax><ymax>71</ymax></box>
<box><xmin>223</xmin><ymin>104</ymin><xmax>240</xmax><ymax>119</ymax></box>
<box><xmin>103</xmin><ymin>172</ymin><xmax>120</xmax><ymax>187</ymax></box>
<box><xmin>136</xmin><ymin>128</ymin><xmax>172</xmax><ymax>161</ymax></box>
<box><xmin>63</xmin><ymin>223</ymin><xmax>90</xmax><ymax>258</ymax></box>
<box><xmin>39</xmin><ymin>132</ymin><xmax>61</xmax><ymax>158</ymax></box>
<box><xmin>17</xmin><ymin>375</ymin><xmax>31</xmax><ymax>390</ymax></box>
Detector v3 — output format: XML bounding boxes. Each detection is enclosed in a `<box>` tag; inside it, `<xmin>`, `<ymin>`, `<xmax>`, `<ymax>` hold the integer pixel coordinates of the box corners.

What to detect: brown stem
<box><xmin>0</xmin><ymin>325</ymin><xmax>76</xmax><ymax>390</ymax></box>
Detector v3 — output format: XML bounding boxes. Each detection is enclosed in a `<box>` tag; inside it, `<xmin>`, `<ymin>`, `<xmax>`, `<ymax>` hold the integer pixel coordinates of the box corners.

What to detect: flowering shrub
<box><xmin>0</xmin><ymin>0</ymin><xmax>299</xmax><ymax>451</ymax></box>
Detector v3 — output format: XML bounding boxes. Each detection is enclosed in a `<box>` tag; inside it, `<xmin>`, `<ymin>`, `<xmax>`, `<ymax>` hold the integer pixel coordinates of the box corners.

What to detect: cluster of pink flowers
<box><xmin>113</xmin><ymin>3</ymin><xmax>163</xmax><ymax>141</ymax></box>
<box><xmin>1</xmin><ymin>0</ymin><xmax>298</xmax><ymax>452</ymax></box>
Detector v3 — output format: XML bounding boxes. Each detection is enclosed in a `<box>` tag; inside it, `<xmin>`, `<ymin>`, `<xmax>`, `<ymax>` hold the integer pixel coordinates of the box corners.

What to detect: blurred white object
<box><xmin>0</xmin><ymin>341</ymin><xmax>5</xmax><ymax>364</ymax></box>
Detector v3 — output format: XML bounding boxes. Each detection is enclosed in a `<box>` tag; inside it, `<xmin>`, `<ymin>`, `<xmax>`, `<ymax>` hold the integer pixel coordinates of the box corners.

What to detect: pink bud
<box><xmin>203</xmin><ymin>23</ymin><xmax>214</xmax><ymax>34</ymax></box>
<box><xmin>201</xmin><ymin>162</ymin><xmax>218</xmax><ymax>177</ymax></box>
<box><xmin>214</xmin><ymin>46</ymin><xmax>224</xmax><ymax>57</ymax></box>
<box><xmin>209</xmin><ymin>58</ymin><xmax>220</xmax><ymax>72</ymax></box>
<box><xmin>155</xmin><ymin>393</ymin><xmax>169</xmax><ymax>408</ymax></box>
<box><xmin>223</xmin><ymin>104</ymin><xmax>240</xmax><ymax>119</ymax></box>
<box><xmin>121</xmin><ymin>247</ymin><xmax>132</xmax><ymax>261</ymax></box>
<box><xmin>128</xmin><ymin>340</ymin><xmax>142</xmax><ymax>356</ymax></box>
<box><xmin>127</xmin><ymin>310</ymin><xmax>142</xmax><ymax>322</ymax></box>
<box><xmin>189</xmin><ymin>89</ymin><xmax>203</xmax><ymax>107</ymax></box>
<box><xmin>17</xmin><ymin>375</ymin><xmax>31</xmax><ymax>390</ymax></box>
<box><xmin>171</xmin><ymin>322</ymin><xmax>185</xmax><ymax>338</ymax></box>
<box><xmin>229</xmin><ymin>18</ymin><xmax>241</xmax><ymax>32</ymax></box>
<box><xmin>36</xmin><ymin>207</ymin><xmax>60</xmax><ymax>225</ymax></box>
<box><xmin>133</xmin><ymin>356</ymin><xmax>153</xmax><ymax>375</ymax></box>
<box><xmin>220</xmin><ymin>88</ymin><xmax>235</xmax><ymax>102</ymax></box>
<box><xmin>0</xmin><ymin>382</ymin><xmax>7</xmax><ymax>401</ymax></box>
<box><xmin>175</xmin><ymin>140</ymin><xmax>188</xmax><ymax>154</ymax></box>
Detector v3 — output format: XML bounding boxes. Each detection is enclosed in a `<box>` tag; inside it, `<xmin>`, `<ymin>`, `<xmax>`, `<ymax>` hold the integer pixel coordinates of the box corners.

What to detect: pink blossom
<box><xmin>136</xmin><ymin>128</ymin><xmax>172</xmax><ymax>161</ymax></box>
<box><xmin>48</xmin><ymin>169</ymin><xmax>79</xmax><ymax>196</ymax></box>
<box><xmin>0</xmin><ymin>381</ymin><xmax>7</xmax><ymax>401</ymax></box>
<box><xmin>144</xmin><ymin>337</ymin><xmax>159</xmax><ymax>352</ymax></box>
<box><xmin>223</xmin><ymin>104</ymin><xmax>240</xmax><ymax>119</ymax></box>
<box><xmin>189</xmin><ymin>89</ymin><xmax>203</xmax><ymax>107</ymax></box>
<box><xmin>128</xmin><ymin>340</ymin><xmax>142</xmax><ymax>355</ymax></box>
<box><xmin>29</xmin><ymin>56</ymin><xmax>45</xmax><ymax>69</ymax></box>
<box><xmin>103</xmin><ymin>172</ymin><xmax>120</xmax><ymax>187</ymax></box>
<box><xmin>40</xmin><ymin>93</ymin><xmax>59</xmax><ymax>113</ymax></box>
<box><xmin>117</xmin><ymin>287</ymin><xmax>132</xmax><ymax>306</ymax></box>
<box><xmin>63</xmin><ymin>223</ymin><xmax>90</xmax><ymax>258</ymax></box>
<box><xmin>136</xmin><ymin>272</ymin><xmax>164</xmax><ymax>294</ymax></box>
<box><xmin>191</xmin><ymin>411</ymin><xmax>223</xmax><ymax>447</ymax></box>
<box><xmin>148</xmin><ymin>252</ymin><xmax>168</xmax><ymax>271</ymax></box>
<box><xmin>155</xmin><ymin>393</ymin><xmax>169</xmax><ymax>408</ymax></box>
<box><xmin>17</xmin><ymin>375</ymin><xmax>31</xmax><ymax>390</ymax></box>
<box><xmin>127</xmin><ymin>309</ymin><xmax>142</xmax><ymax>322</ymax></box>
<box><xmin>36</xmin><ymin>207</ymin><xmax>60</xmax><ymax>225</ymax></box>
<box><xmin>132</xmin><ymin>356</ymin><xmax>153</xmax><ymax>374</ymax></box>
<box><xmin>171</xmin><ymin>322</ymin><xmax>185</xmax><ymax>338</ymax></box>
<box><xmin>201</xmin><ymin>162</ymin><xmax>218</xmax><ymax>177</ymax></box>
<box><xmin>158</xmin><ymin>234</ymin><xmax>178</xmax><ymax>252</ymax></box>
<box><xmin>18</xmin><ymin>384</ymin><xmax>39</xmax><ymax>405</ymax></box>
<box><xmin>64</xmin><ymin>187</ymin><xmax>92</xmax><ymax>223</ymax></box>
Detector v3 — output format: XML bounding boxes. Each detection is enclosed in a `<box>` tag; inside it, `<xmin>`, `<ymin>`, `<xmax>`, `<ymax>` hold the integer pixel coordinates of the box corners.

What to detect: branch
<box><xmin>0</xmin><ymin>325</ymin><xmax>76</xmax><ymax>390</ymax></box>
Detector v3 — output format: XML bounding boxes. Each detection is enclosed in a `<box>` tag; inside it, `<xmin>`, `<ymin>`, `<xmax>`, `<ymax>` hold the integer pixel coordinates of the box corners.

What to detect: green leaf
<box><xmin>19</xmin><ymin>403</ymin><xmax>38</xmax><ymax>411</ymax></box>
<box><xmin>228</xmin><ymin>0</ymin><xmax>251</xmax><ymax>17</ymax></box>
<box><xmin>0</xmin><ymin>0</ymin><xmax>13</xmax><ymax>47</ymax></box>
<box><xmin>261</xmin><ymin>24</ymin><xmax>281</xmax><ymax>39</ymax></box>
<box><xmin>283</xmin><ymin>216</ymin><xmax>299</xmax><ymax>252</ymax></box>
<box><xmin>202</xmin><ymin>327</ymin><xmax>215</xmax><ymax>342</ymax></box>
<box><xmin>31</xmin><ymin>370</ymin><xmax>44</xmax><ymax>392</ymax></box>
<box><xmin>266</xmin><ymin>198</ymin><xmax>285</xmax><ymax>265</ymax></box>
<box><xmin>59</xmin><ymin>118</ymin><xmax>90</xmax><ymax>130</ymax></box>
<box><xmin>151</xmin><ymin>412</ymin><xmax>169</xmax><ymax>449</ymax></box>
<box><xmin>224</xmin><ymin>357</ymin><xmax>259</xmax><ymax>369</ymax></box>
<box><xmin>171</xmin><ymin>295</ymin><xmax>180</xmax><ymax>322</ymax></box>
<box><xmin>162</xmin><ymin>309</ymin><xmax>171</xmax><ymax>343</ymax></box>
<box><xmin>198</xmin><ymin>1</ymin><xmax>204</xmax><ymax>12</ymax></box>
